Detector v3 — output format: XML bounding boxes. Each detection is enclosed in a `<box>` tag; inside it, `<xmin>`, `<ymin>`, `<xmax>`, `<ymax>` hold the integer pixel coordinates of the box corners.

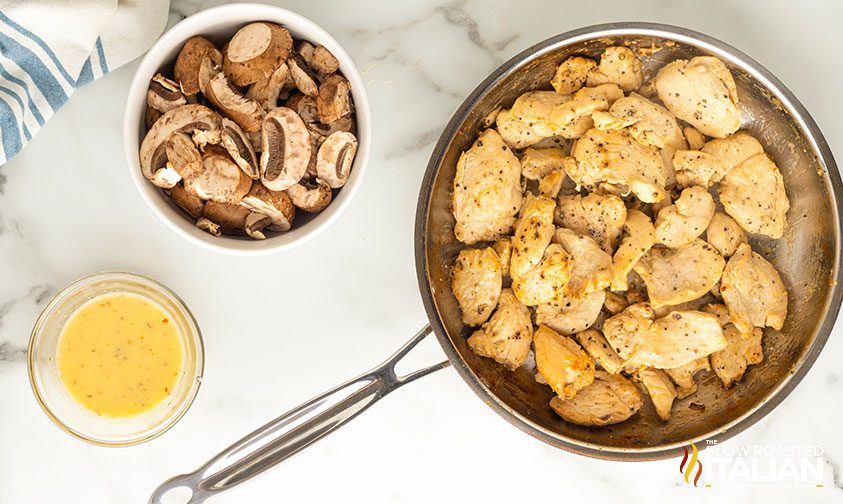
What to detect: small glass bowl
<box><xmin>28</xmin><ymin>271</ymin><xmax>204</xmax><ymax>446</ymax></box>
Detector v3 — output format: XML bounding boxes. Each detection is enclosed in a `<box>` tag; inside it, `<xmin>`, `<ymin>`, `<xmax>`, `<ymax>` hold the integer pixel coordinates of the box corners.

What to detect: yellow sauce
<box><xmin>57</xmin><ymin>293</ymin><xmax>183</xmax><ymax>417</ymax></box>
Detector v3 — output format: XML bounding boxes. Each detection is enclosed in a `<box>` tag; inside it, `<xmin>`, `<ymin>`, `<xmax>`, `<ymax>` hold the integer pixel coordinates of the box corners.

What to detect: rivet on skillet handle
<box><xmin>149</xmin><ymin>325</ymin><xmax>448</xmax><ymax>504</ymax></box>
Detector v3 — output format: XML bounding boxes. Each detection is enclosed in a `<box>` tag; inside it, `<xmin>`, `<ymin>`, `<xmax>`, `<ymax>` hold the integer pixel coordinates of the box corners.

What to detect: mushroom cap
<box><xmin>205</xmin><ymin>72</ymin><xmax>265</xmax><ymax>133</ymax></box>
<box><xmin>164</xmin><ymin>183</ymin><xmax>205</xmax><ymax>219</ymax></box>
<box><xmin>223</xmin><ymin>22</ymin><xmax>292</xmax><ymax>87</ymax></box>
<box><xmin>245</xmin><ymin>62</ymin><xmax>289</xmax><ymax>110</ymax></box>
<box><xmin>165</xmin><ymin>132</ymin><xmax>203</xmax><ymax>180</ymax></box>
<box><xmin>316</xmin><ymin>131</ymin><xmax>358</xmax><ymax>188</ymax></box>
<box><xmin>287</xmin><ymin>51</ymin><xmax>319</xmax><ymax>97</ymax></box>
<box><xmin>202</xmin><ymin>200</ymin><xmax>251</xmax><ymax>234</ymax></box>
<box><xmin>174</xmin><ymin>36</ymin><xmax>221</xmax><ymax>96</ymax></box>
<box><xmin>139</xmin><ymin>104</ymin><xmax>221</xmax><ymax>182</ymax></box>
<box><xmin>287</xmin><ymin>177</ymin><xmax>332</xmax><ymax>212</ymax></box>
<box><xmin>260</xmin><ymin>107</ymin><xmax>311</xmax><ymax>191</ymax></box>
<box><xmin>316</xmin><ymin>74</ymin><xmax>352</xmax><ymax>124</ymax></box>
<box><xmin>184</xmin><ymin>145</ymin><xmax>252</xmax><ymax>204</ymax></box>
<box><xmin>147</xmin><ymin>73</ymin><xmax>186</xmax><ymax>113</ymax></box>
<box><xmin>240</xmin><ymin>183</ymin><xmax>296</xmax><ymax>231</ymax></box>
<box><xmin>308</xmin><ymin>46</ymin><xmax>340</xmax><ymax>75</ymax></box>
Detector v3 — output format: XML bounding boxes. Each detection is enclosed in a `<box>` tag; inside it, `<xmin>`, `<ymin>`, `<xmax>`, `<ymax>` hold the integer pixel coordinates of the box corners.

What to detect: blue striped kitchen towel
<box><xmin>0</xmin><ymin>0</ymin><xmax>170</xmax><ymax>165</ymax></box>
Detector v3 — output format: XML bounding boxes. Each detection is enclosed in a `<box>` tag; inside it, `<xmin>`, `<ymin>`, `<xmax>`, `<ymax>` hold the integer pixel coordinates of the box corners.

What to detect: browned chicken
<box><xmin>611</xmin><ymin>209</ymin><xmax>656</xmax><ymax>291</ymax></box>
<box><xmin>534</xmin><ymin>325</ymin><xmax>595</xmax><ymax>399</ymax></box>
<box><xmin>592</xmin><ymin>93</ymin><xmax>686</xmax><ymax>150</ymax></box>
<box><xmin>720</xmin><ymin>243</ymin><xmax>788</xmax><ymax>333</ymax></box>
<box><xmin>637</xmin><ymin>368</ymin><xmax>677</xmax><ymax>421</ymax></box>
<box><xmin>663</xmin><ymin>357</ymin><xmax>710</xmax><ymax>399</ymax></box>
<box><xmin>535</xmin><ymin>290</ymin><xmax>606</xmax><ymax>335</ymax></box>
<box><xmin>556</xmin><ymin>192</ymin><xmax>627</xmax><ymax>253</ymax></box>
<box><xmin>710</xmin><ymin>324</ymin><xmax>763</xmax><ymax>388</ymax></box>
<box><xmin>586</xmin><ymin>46</ymin><xmax>643</xmax><ymax>92</ymax></box>
<box><xmin>550</xmin><ymin>56</ymin><xmax>596</xmax><ymax>94</ymax></box>
<box><xmin>576</xmin><ymin>328</ymin><xmax>625</xmax><ymax>374</ymax></box>
<box><xmin>451</xmin><ymin>247</ymin><xmax>502</xmax><ymax>326</ymax></box>
<box><xmin>654</xmin><ymin>186</ymin><xmax>715</xmax><ymax>248</ymax></box>
<box><xmin>553</xmin><ymin>228</ymin><xmax>613</xmax><ymax>299</ymax></box>
<box><xmin>468</xmin><ymin>289</ymin><xmax>533</xmax><ymax>371</ymax></box>
<box><xmin>633</xmin><ymin>239</ymin><xmax>725</xmax><ymax>308</ymax></box>
<box><xmin>718</xmin><ymin>153</ymin><xmax>789</xmax><ymax>239</ymax></box>
<box><xmin>705</xmin><ymin>212</ymin><xmax>746</xmax><ymax>258</ymax></box>
<box><xmin>549</xmin><ymin>371</ymin><xmax>642</xmax><ymax>426</ymax></box>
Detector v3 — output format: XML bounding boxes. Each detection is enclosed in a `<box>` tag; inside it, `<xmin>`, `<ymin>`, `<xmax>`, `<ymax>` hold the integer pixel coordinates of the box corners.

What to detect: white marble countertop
<box><xmin>2</xmin><ymin>0</ymin><xmax>842</xmax><ymax>502</ymax></box>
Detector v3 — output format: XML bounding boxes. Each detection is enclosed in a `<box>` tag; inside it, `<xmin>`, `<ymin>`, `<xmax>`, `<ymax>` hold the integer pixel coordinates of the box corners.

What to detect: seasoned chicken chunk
<box><xmin>452</xmin><ymin>129</ymin><xmax>522</xmax><ymax>244</ymax></box>
<box><xmin>570</xmin><ymin>128</ymin><xmax>666</xmax><ymax>203</ymax></box>
<box><xmin>451</xmin><ymin>247</ymin><xmax>502</xmax><ymax>326</ymax></box>
<box><xmin>637</xmin><ymin>368</ymin><xmax>677</xmax><ymax>421</ymax></box>
<box><xmin>495</xmin><ymin>108</ymin><xmax>543</xmax><ymax>149</ymax></box>
<box><xmin>603</xmin><ymin>291</ymin><xmax>629</xmax><ymax>315</ymax></box>
<box><xmin>550</xmin><ymin>371</ymin><xmax>642</xmax><ymax>426</ymax></box>
<box><xmin>575</xmin><ymin>328</ymin><xmax>625</xmax><ymax>374</ymax></box>
<box><xmin>551</xmin><ymin>56</ymin><xmax>597</xmax><ymax>94</ymax></box>
<box><xmin>720</xmin><ymin>243</ymin><xmax>788</xmax><ymax>333</ymax></box>
<box><xmin>705</xmin><ymin>212</ymin><xmax>746</xmax><ymax>257</ymax></box>
<box><xmin>554</xmin><ymin>228</ymin><xmax>613</xmax><ymax>298</ymax></box>
<box><xmin>673</xmin><ymin>150</ymin><xmax>729</xmax><ymax>188</ymax></box>
<box><xmin>492</xmin><ymin>238</ymin><xmax>512</xmax><ymax>277</ymax></box>
<box><xmin>468</xmin><ymin>289</ymin><xmax>533</xmax><ymax>370</ymax></box>
<box><xmin>634</xmin><ymin>239</ymin><xmax>725</xmax><ymax>309</ymax></box>
<box><xmin>586</xmin><ymin>46</ymin><xmax>643</xmax><ymax>92</ymax></box>
<box><xmin>701</xmin><ymin>132</ymin><xmax>763</xmax><ymax>172</ymax></box>
<box><xmin>702</xmin><ymin>302</ymin><xmax>731</xmax><ymax>327</ymax></box>
<box><xmin>654</xmin><ymin>56</ymin><xmax>741</xmax><ymax>138</ymax></box>
<box><xmin>509</xmin><ymin>194</ymin><xmax>556</xmax><ymax>278</ymax></box>
<box><xmin>575</xmin><ymin>83</ymin><xmax>625</xmax><ymax>106</ymax></box>
<box><xmin>591</xmin><ymin>93</ymin><xmax>686</xmax><ymax>149</ymax></box>
<box><xmin>664</xmin><ymin>357</ymin><xmax>710</xmax><ymax>399</ymax></box>
<box><xmin>511</xmin><ymin>244</ymin><xmax>572</xmax><ymax>306</ymax></box>
<box><xmin>535</xmin><ymin>290</ymin><xmax>605</xmax><ymax>335</ymax></box>
<box><xmin>534</xmin><ymin>325</ymin><xmax>595</xmax><ymax>399</ymax></box>
<box><xmin>602</xmin><ymin>302</ymin><xmax>656</xmax><ymax>362</ymax></box>
<box><xmin>710</xmin><ymin>324</ymin><xmax>763</xmax><ymax>388</ymax></box>
<box><xmin>610</xmin><ymin>210</ymin><xmax>656</xmax><ymax>292</ymax></box>
<box><xmin>718</xmin><ymin>153</ymin><xmax>789</xmax><ymax>239</ymax></box>
<box><xmin>538</xmin><ymin>168</ymin><xmax>567</xmax><ymax>198</ymax></box>
<box><xmin>546</xmin><ymin>90</ymin><xmax>611</xmax><ymax>139</ymax></box>
<box><xmin>631</xmin><ymin>310</ymin><xmax>726</xmax><ymax>369</ymax></box>
<box><xmin>654</xmin><ymin>186</ymin><xmax>715</xmax><ymax>248</ymax></box>
<box><xmin>520</xmin><ymin>147</ymin><xmax>568</xmax><ymax>180</ymax></box>
<box><xmin>556</xmin><ymin>193</ymin><xmax>627</xmax><ymax>253</ymax></box>
<box><xmin>684</xmin><ymin>126</ymin><xmax>707</xmax><ymax>150</ymax></box>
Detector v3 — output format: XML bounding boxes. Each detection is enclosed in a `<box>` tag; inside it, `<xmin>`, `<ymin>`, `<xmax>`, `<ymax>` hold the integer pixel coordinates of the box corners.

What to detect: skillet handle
<box><xmin>149</xmin><ymin>324</ymin><xmax>448</xmax><ymax>504</ymax></box>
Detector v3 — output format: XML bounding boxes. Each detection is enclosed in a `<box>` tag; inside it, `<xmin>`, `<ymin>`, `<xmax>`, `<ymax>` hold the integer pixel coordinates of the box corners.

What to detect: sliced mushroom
<box><xmin>245</xmin><ymin>212</ymin><xmax>271</xmax><ymax>239</ymax></box>
<box><xmin>198</xmin><ymin>51</ymin><xmax>223</xmax><ymax>95</ymax></box>
<box><xmin>201</xmin><ymin>200</ymin><xmax>251</xmax><ymax>235</ymax></box>
<box><xmin>316</xmin><ymin>74</ymin><xmax>352</xmax><ymax>124</ymax></box>
<box><xmin>245</xmin><ymin>62</ymin><xmax>290</xmax><ymax>110</ymax></box>
<box><xmin>223</xmin><ymin>22</ymin><xmax>293</xmax><ymax>86</ymax></box>
<box><xmin>164</xmin><ymin>183</ymin><xmax>205</xmax><ymax>219</ymax></box>
<box><xmin>296</xmin><ymin>40</ymin><xmax>315</xmax><ymax>63</ymax></box>
<box><xmin>205</xmin><ymin>72</ymin><xmax>264</xmax><ymax>133</ymax></box>
<box><xmin>195</xmin><ymin>217</ymin><xmax>221</xmax><ymax>237</ymax></box>
<box><xmin>184</xmin><ymin>146</ymin><xmax>252</xmax><ymax>203</ymax></box>
<box><xmin>287</xmin><ymin>51</ymin><xmax>319</xmax><ymax>96</ymax></box>
<box><xmin>145</xmin><ymin>106</ymin><xmax>162</xmax><ymax>130</ymax></box>
<box><xmin>174</xmin><ymin>36</ymin><xmax>222</xmax><ymax>96</ymax></box>
<box><xmin>288</xmin><ymin>93</ymin><xmax>354</xmax><ymax>144</ymax></box>
<box><xmin>240</xmin><ymin>183</ymin><xmax>296</xmax><ymax>231</ymax></box>
<box><xmin>260</xmin><ymin>107</ymin><xmax>312</xmax><ymax>191</ymax></box>
<box><xmin>287</xmin><ymin>177</ymin><xmax>332</xmax><ymax>212</ymax></box>
<box><xmin>147</xmin><ymin>73</ymin><xmax>187</xmax><ymax>113</ymax></box>
<box><xmin>316</xmin><ymin>131</ymin><xmax>357</xmax><ymax>188</ymax></box>
<box><xmin>220</xmin><ymin>118</ymin><xmax>259</xmax><ymax>179</ymax></box>
<box><xmin>308</xmin><ymin>46</ymin><xmax>340</xmax><ymax>75</ymax></box>
<box><xmin>165</xmin><ymin>132</ymin><xmax>203</xmax><ymax>180</ymax></box>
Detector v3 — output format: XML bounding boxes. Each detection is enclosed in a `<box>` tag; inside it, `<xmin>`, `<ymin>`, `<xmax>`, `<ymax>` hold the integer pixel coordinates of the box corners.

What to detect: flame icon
<box><xmin>679</xmin><ymin>442</ymin><xmax>703</xmax><ymax>486</ymax></box>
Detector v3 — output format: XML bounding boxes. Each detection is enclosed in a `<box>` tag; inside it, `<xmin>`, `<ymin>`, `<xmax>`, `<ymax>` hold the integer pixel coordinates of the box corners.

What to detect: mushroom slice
<box><xmin>286</xmin><ymin>176</ymin><xmax>333</xmax><ymax>213</ymax></box>
<box><xmin>245</xmin><ymin>212</ymin><xmax>271</xmax><ymax>240</ymax></box>
<box><xmin>185</xmin><ymin>146</ymin><xmax>252</xmax><ymax>204</ymax></box>
<box><xmin>174</xmin><ymin>36</ymin><xmax>222</xmax><ymax>96</ymax></box>
<box><xmin>634</xmin><ymin>239</ymin><xmax>725</xmax><ymax>309</ymax></box>
<box><xmin>549</xmin><ymin>371</ymin><xmax>642</xmax><ymax>426</ymax></box>
<box><xmin>316</xmin><ymin>74</ymin><xmax>352</xmax><ymax>124</ymax></box>
<box><xmin>586</xmin><ymin>46</ymin><xmax>643</xmax><ymax>92</ymax></box>
<box><xmin>575</xmin><ymin>328</ymin><xmax>625</xmax><ymax>374</ymax></box>
<box><xmin>220</xmin><ymin>118</ymin><xmax>259</xmax><ymax>179</ymax></box>
<box><xmin>147</xmin><ymin>73</ymin><xmax>187</xmax><ymax>113</ymax></box>
<box><xmin>467</xmin><ymin>289</ymin><xmax>533</xmax><ymax>371</ymax></box>
<box><xmin>664</xmin><ymin>357</ymin><xmax>710</xmax><ymax>399</ymax></box>
<box><xmin>240</xmin><ymin>183</ymin><xmax>296</xmax><ymax>231</ymax></box>
<box><xmin>261</xmin><ymin>107</ymin><xmax>312</xmax><ymax>191</ymax></box>
<box><xmin>201</xmin><ymin>200</ymin><xmax>251</xmax><ymax>235</ymax></box>
<box><xmin>628</xmin><ymin>310</ymin><xmax>727</xmax><ymax>369</ymax></box>
<box><xmin>534</xmin><ymin>325</ymin><xmax>595</xmax><ymax>400</ymax></box>
<box><xmin>636</xmin><ymin>368</ymin><xmax>677</xmax><ymax>421</ymax></box>
<box><xmin>145</xmin><ymin>106</ymin><xmax>163</xmax><ymax>130</ymax></box>
<box><xmin>553</xmin><ymin>228</ymin><xmax>612</xmax><ymax>299</ymax></box>
<box><xmin>309</xmin><ymin>46</ymin><xmax>340</xmax><ymax>75</ymax></box>
<box><xmin>139</xmin><ymin>104</ymin><xmax>222</xmax><ymax>185</ymax></box>
<box><xmin>654</xmin><ymin>185</ymin><xmax>716</xmax><ymax>248</ymax></box>
<box><xmin>536</xmin><ymin>290</ymin><xmax>605</xmax><ymax>336</ymax></box>
<box><xmin>165</xmin><ymin>132</ymin><xmax>203</xmax><ymax>180</ymax></box>
<box><xmin>520</xmin><ymin>147</ymin><xmax>567</xmax><ymax>180</ymax></box>
<box><xmin>223</xmin><ymin>22</ymin><xmax>292</xmax><ymax>86</ymax></box>
<box><xmin>550</xmin><ymin>56</ymin><xmax>597</xmax><ymax>94</ymax></box>
<box><xmin>451</xmin><ymin>246</ymin><xmax>502</xmax><ymax>327</ymax></box>
<box><xmin>673</xmin><ymin>149</ymin><xmax>729</xmax><ymax>188</ymax></box>
<box><xmin>611</xmin><ymin>209</ymin><xmax>656</xmax><ymax>291</ymax></box>
<box><xmin>316</xmin><ymin>131</ymin><xmax>357</xmax><ymax>189</ymax></box>
<box><xmin>706</xmin><ymin>211</ymin><xmax>747</xmax><ymax>258</ymax></box>
<box><xmin>164</xmin><ymin>183</ymin><xmax>205</xmax><ymax>220</ymax></box>
<box><xmin>195</xmin><ymin>217</ymin><xmax>221</xmax><ymax>237</ymax></box>
<box><xmin>287</xmin><ymin>51</ymin><xmax>319</xmax><ymax>97</ymax></box>
<box><xmin>556</xmin><ymin>192</ymin><xmax>627</xmax><ymax>253</ymax></box>
<box><xmin>720</xmin><ymin>243</ymin><xmax>788</xmax><ymax>333</ymax></box>
<box><xmin>710</xmin><ymin>324</ymin><xmax>764</xmax><ymax>388</ymax></box>
<box><xmin>245</xmin><ymin>62</ymin><xmax>290</xmax><ymax>110</ymax></box>
<box><xmin>198</xmin><ymin>51</ymin><xmax>223</xmax><ymax>95</ymax></box>
<box><xmin>718</xmin><ymin>153</ymin><xmax>789</xmax><ymax>239</ymax></box>
<box><xmin>205</xmin><ymin>72</ymin><xmax>265</xmax><ymax>133</ymax></box>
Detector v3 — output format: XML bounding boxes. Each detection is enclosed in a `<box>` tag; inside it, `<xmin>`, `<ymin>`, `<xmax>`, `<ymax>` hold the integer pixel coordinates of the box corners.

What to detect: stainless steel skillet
<box><xmin>151</xmin><ymin>23</ymin><xmax>842</xmax><ymax>504</ymax></box>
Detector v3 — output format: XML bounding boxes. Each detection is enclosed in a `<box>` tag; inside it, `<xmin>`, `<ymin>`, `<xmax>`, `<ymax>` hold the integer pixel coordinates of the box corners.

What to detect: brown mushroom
<box><xmin>287</xmin><ymin>93</ymin><xmax>353</xmax><ymax>144</ymax></box>
<box><xmin>316</xmin><ymin>74</ymin><xmax>352</xmax><ymax>124</ymax></box>
<box><xmin>316</xmin><ymin>131</ymin><xmax>357</xmax><ymax>188</ymax></box>
<box><xmin>165</xmin><ymin>132</ymin><xmax>203</xmax><ymax>180</ymax></box>
<box><xmin>223</xmin><ymin>22</ymin><xmax>292</xmax><ymax>87</ymax></box>
<box><xmin>287</xmin><ymin>177</ymin><xmax>332</xmax><ymax>212</ymax></box>
<box><xmin>245</xmin><ymin>62</ymin><xmax>289</xmax><ymax>110</ymax></box>
<box><xmin>198</xmin><ymin>51</ymin><xmax>223</xmax><ymax>95</ymax></box>
<box><xmin>147</xmin><ymin>73</ymin><xmax>186</xmax><ymax>113</ymax></box>
<box><xmin>260</xmin><ymin>107</ymin><xmax>311</xmax><ymax>191</ymax></box>
<box><xmin>308</xmin><ymin>46</ymin><xmax>340</xmax><ymax>75</ymax></box>
<box><xmin>145</xmin><ymin>106</ymin><xmax>162</xmax><ymax>130</ymax></box>
<box><xmin>245</xmin><ymin>212</ymin><xmax>272</xmax><ymax>239</ymax></box>
<box><xmin>201</xmin><ymin>200</ymin><xmax>252</xmax><ymax>234</ymax></box>
<box><xmin>220</xmin><ymin>118</ymin><xmax>259</xmax><ymax>179</ymax></box>
<box><xmin>205</xmin><ymin>72</ymin><xmax>264</xmax><ymax>133</ymax></box>
<box><xmin>164</xmin><ymin>183</ymin><xmax>205</xmax><ymax>219</ymax></box>
<box><xmin>287</xmin><ymin>51</ymin><xmax>319</xmax><ymax>97</ymax></box>
<box><xmin>195</xmin><ymin>217</ymin><xmax>221</xmax><ymax>236</ymax></box>
<box><xmin>295</xmin><ymin>40</ymin><xmax>315</xmax><ymax>63</ymax></box>
<box><xmin>240</xmin><ymin>183</ymin><xmax>296</xmax><ymax>231</ymax></box>
<box><xmin>184</xmin><ymin>145</ymin><xmax>252</xmax><ymax>203</ymax></box>
<box><xmin>174</xmin><ymin>36</ymin><xmax>222</xmax><ymax>96</ymax></box>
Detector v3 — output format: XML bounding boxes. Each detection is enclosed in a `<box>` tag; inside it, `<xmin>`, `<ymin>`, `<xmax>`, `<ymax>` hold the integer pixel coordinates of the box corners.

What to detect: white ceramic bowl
<box><xmin>123</xmin><ymin>3</ymin><xmax>371</xmax><ymax>255</ymax></box>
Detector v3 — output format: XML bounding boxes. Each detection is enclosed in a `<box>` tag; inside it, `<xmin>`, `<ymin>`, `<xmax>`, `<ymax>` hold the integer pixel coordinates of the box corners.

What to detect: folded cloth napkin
<box><xmin>0</xmin><ymin>0</ymin><xmax>170</xmax><ymax>164</ymax></box>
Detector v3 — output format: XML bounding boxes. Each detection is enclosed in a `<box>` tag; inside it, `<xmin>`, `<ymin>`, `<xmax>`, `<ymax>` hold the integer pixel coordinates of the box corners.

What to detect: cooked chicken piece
<box><xmin>575</xmin><ymin>328</ymin><xmax>625</xmax><ymax>374</ymax></box>
<box><xmin>495</xmin><ymin>108</ymin><xmax>543</xmax><ymax>149</ymax></box>
<box><xmin>684</xmin><ymin>126</ymin><xmax>707</xmax><ymax>150</ymax></box>
<box><xmin>509</xmin><ymin>194</ymin><xmax>556</xmax><ymax>278</ymax></box>
<box><xmin>718</xmin><ymin>153</ymin><xmax>789</xmax><ymax>239</ymax></box>
<box><xmin>546</xmin><ymin>93</ymin><xmax>607</xmax><ymax>139</ymax></box>
<box><xmin>492</xmin><ymin>238</ymin><xmax>512</xmax><ymax>278</ymax></box>
<box><xmin>591</xmin><ymin>93</ymin><xmax>686</xmax><ymax>150</ymax></box>
<box><xmin>701</xmin><ymin>131</ymin><xmax>763</xmax><ymax>173</ymax></box>
<box><xmin>702</xmin><ymin>303</ymin><xmax>731</xmax><ymax>327</ymax></box>
<box><xmin>570</xmin><ymin>128</ymin><xmax>667</xmax><ymax>203</ymax></box>
<box><xmin>654</xmin><ymin>56</ymin><xmax>741</xmax><ymax>138</ymax></box>
<box><xmin>507</xmin><ymin>90</ymin><xmax>596</xmax><ymax>140</ymax></box>
<box><xmin>705</xmin><ymin>212</ymin><xmax>746</xmax><ymax>257</ymax></box>
<box><xmin>652</xmin><ymin>297</ymin><xmax>710</xmax><ymax>318</ymax></box>
<box><xmin>663</xmin><ymin>357</ymin><xmax>710</xmax><ymax>399</ymax></box>
<box><xmin>451</xmin><ymin>247</ymin><xmax>502</xmax><ymax>326</ymax></box>
<box><xmin>710</xmin><ymin>324</ymin><xmax>763</xmax><ymax>388</ymax></box>
<box><xmin>626</xmin><ymin>287</ymin><xmax>647</xmax><ymax>305</ymax></box>
<box><xmin>511</xmin><ymin>244</ymin><xmax>572</xmax><ymax>306</ymax></box>
<box><xmin>520</xmin><ymin>147</ymin><xmax>568</xmax><ymax>180</ymax></box>
<box><xmin>551</xmin><ymin>56</ymin><xmax>597</xmax><ymax>94</ymax></box>
<box><xmin>549</xmin><ymin>371</ymin><xmax>642</xmax><ymax>426</ymax></box>
<box><xmin>539</xmin><ymin>168</ymin><xmax>567</xmax><ymax>198</ymax></box>
<box><xmin>633</xmin><ymin>239</ymin><xmax>725</xmax><ymax>309</ymax></box>
<box><xmin>556</xmin><ymin>192</ymin><xmax>627</xmax><ymax>253</ymax></box>
<box><xmin>602</xmin><ymin>302</ymin><xmax>656</xmax><ymax>362</ymax></box>
<box><xmin>586</xmin><ymin>46</ymin><xmax>643</xmax><ymax>92</ymax></box>
<box><xmin>720</xmin><ymin>243</ymin><xmax>788</xmax><ymax>333</ymax></box>
<box><xmin>575</xmin><ymin>83</ymin><xmax>625</xmax><ymax>105</ymax></box>
<box><xmin>610</xmin><ymin>210</ymin><xmax>656</xmax><ymax>291</ymax></box>
<box><xmin>452</xmin><ymin>129</ymin><xmax>522</xmax><ymax>244</ymax></box>
<box><xmin>629</xmin><ymin>310</ymin><xmax>727</xmax><ymax>369</ymax></box>
<box><xmin>467</xmin><ymin>289</ymin><xmax>533</xmax><ymax>370</ymax></box>
<box><xmin>604</xmin><ymin>290</ymin><xmax>629</xmax><ymax>315</ymax></box>
<box><xmin>553</xmin><ymin>228</ymin><xmax>613</xmax><ymax>298</ymax></box>
<box><xmin>673</xmin><ymin>150</ymin><xmax>729</xmax><ymax>188</ymax></box>
<box><xmin>654</xmin><ymin>186</ymin><xmax>716</xmax><ymax>248</ymax></box>
<box><xmin>637</xmin><ymin>368</ymin><xmax>677</xmax><ymax>421</ymax></box>
<box><xmin>535</xmin><ymin>290</ymin><xmax>605</xmax><ymax>335</ymax></box>
<box><xmin>534</xmin><ymin>325</ymin><xmax>595</xmax><ymax>399</ymax></box>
